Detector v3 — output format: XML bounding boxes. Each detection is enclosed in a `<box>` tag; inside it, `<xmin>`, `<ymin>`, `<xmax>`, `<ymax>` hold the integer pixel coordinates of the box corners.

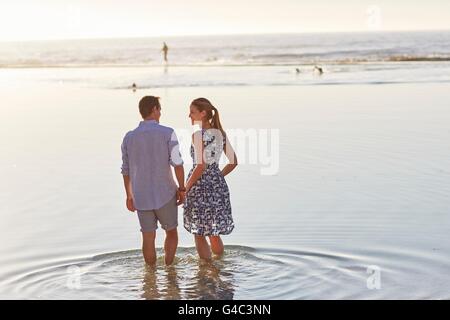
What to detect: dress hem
<box><xmin>183</xmin><ymin>225</ymin><xmax>234</xmax><ymax>236</ymax></box>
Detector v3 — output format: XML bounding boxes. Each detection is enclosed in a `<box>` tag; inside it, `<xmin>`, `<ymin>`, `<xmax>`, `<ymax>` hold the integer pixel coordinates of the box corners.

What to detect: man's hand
<box><xmin>126</xmin><ymin>197</ymin><xmax>136</xmax><ymax>212</ymax></box>
<box><xmin>176</xmin><ymin>190</ymin><xmax>186</xmax><ymax>206</ymax></box>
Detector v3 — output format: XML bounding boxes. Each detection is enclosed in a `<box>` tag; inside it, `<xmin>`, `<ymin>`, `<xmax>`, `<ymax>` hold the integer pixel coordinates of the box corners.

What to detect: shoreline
<box><xmin>2</xmin><ymin>59</ymin><xmax>450</xmax><ymax>70</ymax></box>
<box><xmin>2</xmin><ymin>64</ymin><xmax>450</xmax><ymax>90</ymax></box>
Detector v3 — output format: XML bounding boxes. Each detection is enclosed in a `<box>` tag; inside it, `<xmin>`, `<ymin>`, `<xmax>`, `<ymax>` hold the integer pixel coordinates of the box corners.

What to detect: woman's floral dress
<box><xmin>183</xmin><ymin>128</ymin><xmax>234</xmax><ymax>236</ymax></box>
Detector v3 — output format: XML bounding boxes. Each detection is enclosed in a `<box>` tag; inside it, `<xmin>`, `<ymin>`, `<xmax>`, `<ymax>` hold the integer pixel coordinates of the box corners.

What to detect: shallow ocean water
<box><xmin>0</xmin><ymin>62</ymin><xmax>449</xmax><ymax>299</ymax></box>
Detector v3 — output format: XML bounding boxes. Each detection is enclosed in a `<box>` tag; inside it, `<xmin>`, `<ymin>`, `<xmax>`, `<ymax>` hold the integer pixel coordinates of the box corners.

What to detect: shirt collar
<box><xmin>140</xmin><ymin>119</ymin><xmax>158</xmax><ymax>126</ymax></box>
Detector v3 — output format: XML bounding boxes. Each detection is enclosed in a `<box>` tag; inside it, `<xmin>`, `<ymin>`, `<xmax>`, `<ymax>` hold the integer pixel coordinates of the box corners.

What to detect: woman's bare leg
<box><xmin>209</xmin><ymin>235</ymin><xmax>224</xmax><ymax>256</ymax></box>
<box><xmin>194</xmin><ymin>235</ymin><xmax>211</xmax><ymax>261</ymax></box>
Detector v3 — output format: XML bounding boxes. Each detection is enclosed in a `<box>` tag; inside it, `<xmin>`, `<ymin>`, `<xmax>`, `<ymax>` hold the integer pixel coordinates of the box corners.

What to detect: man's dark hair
<box><xmin>139</xmin><ymin>96</ymin><xmax>160</xmax><ymax>118</ymax></box>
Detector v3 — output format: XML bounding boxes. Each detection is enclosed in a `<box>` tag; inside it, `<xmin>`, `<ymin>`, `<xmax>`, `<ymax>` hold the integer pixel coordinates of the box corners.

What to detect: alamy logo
<box><xmin>366</xmin><ymin>265</ymin><xmax>381</xmax><ymax>290</ymax></box>
<box><xmin>172</xmin><ymin>126</ymin><xmax>280</xmax><ymax>176</ymax></box>
<box><xmin>366</xmin><ymin>5</ymin><xmax>383</xmax><ymax>31</ymax></box>
<box><xmin>66</xmin><ymin>266</ymin><xmax>82</xmax><ymax>290</ymax></box>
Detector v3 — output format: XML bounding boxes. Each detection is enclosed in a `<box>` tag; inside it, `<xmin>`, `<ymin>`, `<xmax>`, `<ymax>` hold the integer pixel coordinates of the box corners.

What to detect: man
<box><xmin>121</xmin><ymin>96</ymin><xmax>185</xmax><ymax>266</ymax></box>
<box><xmin>162</xmin><ymin>42</ymin><xmax>168</xmax><ymax>63</ymax></box>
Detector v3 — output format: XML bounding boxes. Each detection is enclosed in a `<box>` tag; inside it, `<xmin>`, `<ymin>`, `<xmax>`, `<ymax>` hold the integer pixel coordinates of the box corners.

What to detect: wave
<box><xmin>250</xmin><ymin>52</ymin><xmax>450</xmax><ymax>63</ymax></box>
<box><xmin>1</xmin><ymin>55</ymin><xmax>450</xmax><ymax>69</ymax></box>
<box><xmin>2</xmin><ymin>31</ymin><xmax>450</xmax><ymax>68</ymax></box>
<box><xmin>386</xmin><ymin>55</ymin><xmax>450</xmax><ymax>62</ymax></box>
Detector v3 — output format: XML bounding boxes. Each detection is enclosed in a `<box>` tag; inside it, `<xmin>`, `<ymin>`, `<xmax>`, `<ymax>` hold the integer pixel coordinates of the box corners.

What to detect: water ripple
<box><xmin>1</xmin><ymin>245</ymin><xmax>448</xmax><ymax>299</ymax></box>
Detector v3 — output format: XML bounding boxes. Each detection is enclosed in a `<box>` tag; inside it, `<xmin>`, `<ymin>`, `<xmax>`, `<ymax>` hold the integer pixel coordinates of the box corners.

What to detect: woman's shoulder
<box><xmin>203</xmin><ymin>128</ymin><xmax>226</xmax><ymax>137</ymax></box>
<box><xmin>192</xmin><ymin>128</ymin><xmax>212</xmax><ymax>138</ymax></box>
<box><xmin>192</xmin><ymin>128</ymin><xmax>226</xmax><ymax>144</ymax></box>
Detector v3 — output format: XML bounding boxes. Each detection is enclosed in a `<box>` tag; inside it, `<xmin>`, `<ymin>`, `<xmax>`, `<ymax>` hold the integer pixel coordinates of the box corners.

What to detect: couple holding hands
<box><xmin>121</xmin><ymin>96</ymin><xmax>237</xmax><ymax>266</ymax></box>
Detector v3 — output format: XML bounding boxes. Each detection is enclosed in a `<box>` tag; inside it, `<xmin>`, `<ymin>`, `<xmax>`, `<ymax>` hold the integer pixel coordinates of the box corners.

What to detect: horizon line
<box><xmin>1</xmin><ymin>29</ymin><xmax>450</xmax><ymax>44</ymax></box>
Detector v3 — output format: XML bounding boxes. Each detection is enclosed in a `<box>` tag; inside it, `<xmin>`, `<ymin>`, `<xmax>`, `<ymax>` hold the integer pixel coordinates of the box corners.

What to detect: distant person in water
<box><xmin>121</xmin><ymin>96</ymin><xmax>185</xmax><ymax>266</ymax></box>
<box><xmin>314</xmin><ymin>66</ymin><xmax>323</xmax><ymax>75</ymax></box>
<box><xmin>296</xmin><ymin>68</ymin><xmax>301</xmax><ymax>74</ymax></box>
<box><xmin>131</xmin><ymin>83</ymin><xmax>137</xmax><ymax>92</ymax></box>
<box><xmin>162</xmin><ymin>42</ymin><xmax>169</xmax><ymax>63</ymax></box>
<box><xmin>183</xmin><ymin>98</ymin><xmax>238</xmax><ymax>260</ymax></box>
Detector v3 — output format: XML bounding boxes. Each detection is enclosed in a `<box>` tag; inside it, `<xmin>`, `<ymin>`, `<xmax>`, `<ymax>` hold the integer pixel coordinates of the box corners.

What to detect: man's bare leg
<box><xmin>142</xmin><ymin>231</ymin><xmax>157</xmax><ymax>266</ymax></box>
<box><xmin>164</xmin><ymin>228</ymin><xmax>178</xmax><ymax>265</ymax></box>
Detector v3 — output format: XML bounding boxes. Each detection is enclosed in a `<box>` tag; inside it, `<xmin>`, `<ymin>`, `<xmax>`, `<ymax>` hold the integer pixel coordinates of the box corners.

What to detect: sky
<box><xmin>1</xmin><ymin>0</ymin><xmax>450</xmax><ymax>41</ymax></box>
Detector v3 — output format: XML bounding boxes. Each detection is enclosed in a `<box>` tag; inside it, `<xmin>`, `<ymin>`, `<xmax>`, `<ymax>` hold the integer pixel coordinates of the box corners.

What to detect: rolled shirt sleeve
<box><xmin>168</xmin><ymin>130</ymin><xmax>184</xmax><ymax>167</ymax></box>
<box><xmin>121</xmin><ymin>133</ymin><xmax>130</xmax><ymax>175</ymax></box>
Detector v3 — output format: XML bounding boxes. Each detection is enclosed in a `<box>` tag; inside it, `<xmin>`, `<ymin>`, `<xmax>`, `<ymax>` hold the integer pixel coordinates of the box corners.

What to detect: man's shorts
<box><xmin>136</xmin><ymin>195</ymin><xmax>178</xmax><ymax>232</ymax></box>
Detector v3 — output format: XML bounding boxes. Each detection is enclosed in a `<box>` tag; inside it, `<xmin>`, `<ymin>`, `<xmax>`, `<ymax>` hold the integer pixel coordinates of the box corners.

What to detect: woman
<box><xmin>183</xmin><ymin>98</ymin><xmax>238</xmax><ymax>260</ymax></box>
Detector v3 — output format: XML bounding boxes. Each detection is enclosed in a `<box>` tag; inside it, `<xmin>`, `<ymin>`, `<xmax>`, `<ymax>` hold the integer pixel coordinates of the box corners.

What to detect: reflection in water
<box><xmin>141</xmin><ymin>256</ymin><xmax>234</xmax><ymax>300</ymax></box>
<box><xmin>141</xmin><ymin>265</ymin><xmax>160</xmax><ymax>299</ymax></box>
<box><xmin>3</xmin><ymin>246</ymin><xmax>447</xmax><ymax>299</ymax></box>
<box><xmin>142</xmin><ymin>264</ymin><xmax>181</xmax><ymax>300</ymax></box>
<box><xmin>191</xmin><ymin>259</ymin><xmax>235</xmax><ymax>300</ymax></box>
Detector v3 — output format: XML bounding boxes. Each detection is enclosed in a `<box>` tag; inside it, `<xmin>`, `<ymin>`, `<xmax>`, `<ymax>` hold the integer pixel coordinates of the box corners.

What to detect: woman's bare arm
<box><xmin>221</xmin><ymin>136</ymin><xmax>238</xmax><ymax>177</ymax></box>
<box><xmin>186</xmin><ymin>131</ymin><xmax>206</xmax><ymax>192</ymax></box>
